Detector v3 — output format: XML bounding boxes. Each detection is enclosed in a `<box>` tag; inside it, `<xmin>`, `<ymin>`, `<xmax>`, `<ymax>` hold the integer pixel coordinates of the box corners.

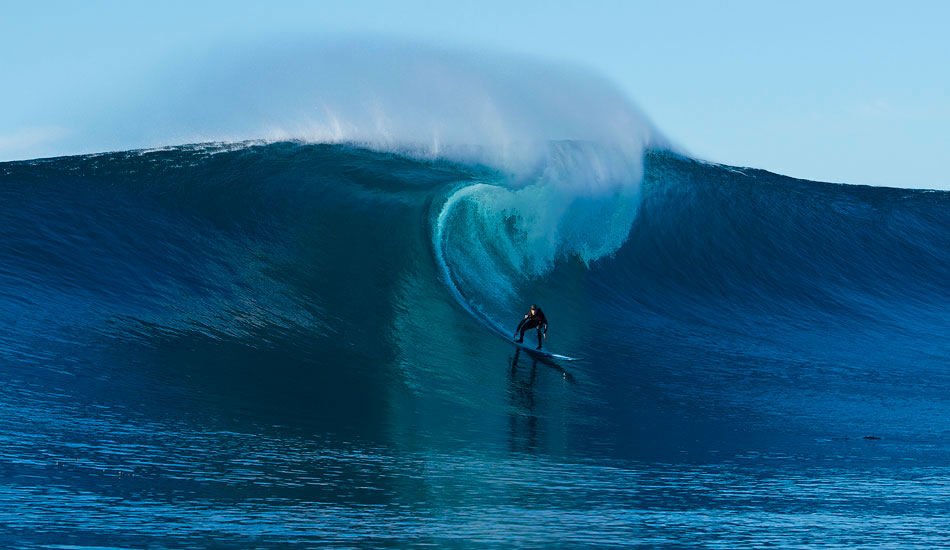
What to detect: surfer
<box><xmin>514</xmin><ymin>304</ymin><xmax>548</xmax><ymax>350</ymax></box>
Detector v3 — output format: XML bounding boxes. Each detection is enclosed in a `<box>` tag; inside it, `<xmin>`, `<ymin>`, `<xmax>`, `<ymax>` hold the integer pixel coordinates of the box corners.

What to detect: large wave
<box><xmin>4</xmin><ymin>144</ymin><xmax>948</xmax><ymax>372</ymax></box>
<box><xmin>106</xmin><ymin>39</ymin><xmax>668</xmax><ymax>334</ymax></box>
<box><xmin>5</xmin><ymin>40</ymin><xmax>949</xmax><ymax>372</ymax></box>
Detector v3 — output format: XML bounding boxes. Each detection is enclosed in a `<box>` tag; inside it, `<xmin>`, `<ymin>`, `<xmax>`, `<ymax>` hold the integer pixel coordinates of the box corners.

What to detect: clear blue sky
<box><xmin>2</xmin><ymin>0</ymin><xmax>948</xmax><ymax>188</ymax></box>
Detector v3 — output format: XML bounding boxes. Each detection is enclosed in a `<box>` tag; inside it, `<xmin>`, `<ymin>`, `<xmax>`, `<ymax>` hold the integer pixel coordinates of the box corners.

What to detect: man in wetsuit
<box><xmin>514</xmin><ymin>304</ymin><xmax>548</xmax><ymax>350</ymax></box>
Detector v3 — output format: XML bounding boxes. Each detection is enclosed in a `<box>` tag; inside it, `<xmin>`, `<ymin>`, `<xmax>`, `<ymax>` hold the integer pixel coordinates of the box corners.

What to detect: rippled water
<box><xmin>4</xmin><ymin>353</ymin><xmax>950</xmax><ymax>549</ymax></box>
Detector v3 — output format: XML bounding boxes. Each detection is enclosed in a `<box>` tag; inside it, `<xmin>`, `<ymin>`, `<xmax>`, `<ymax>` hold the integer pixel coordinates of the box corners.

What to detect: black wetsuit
<box><xmin>515</xmin><ymin>308</ymin><xmax>548</xmax><ymax>348</ymax></box>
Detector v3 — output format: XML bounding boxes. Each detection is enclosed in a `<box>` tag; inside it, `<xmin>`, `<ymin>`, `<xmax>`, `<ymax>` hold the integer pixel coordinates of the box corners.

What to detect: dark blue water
<box><xmin>2</xmin><ymin>142</ymin><xmax>950</xmax><ymax>548</ymax></box>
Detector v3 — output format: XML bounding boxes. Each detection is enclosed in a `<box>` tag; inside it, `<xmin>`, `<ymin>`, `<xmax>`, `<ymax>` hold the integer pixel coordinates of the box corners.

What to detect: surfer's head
<box><xmin>530</xmin><ymin>304</ymin><xmax>537</xmax><ymax>313</ymax></box>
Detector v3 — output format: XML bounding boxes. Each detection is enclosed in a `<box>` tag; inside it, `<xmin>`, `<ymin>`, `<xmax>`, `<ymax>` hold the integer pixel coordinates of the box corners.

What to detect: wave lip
<box><xmin>434</xmin><ymin>140</ymin><xmax>647</xmax><ymax>339</ymax></box>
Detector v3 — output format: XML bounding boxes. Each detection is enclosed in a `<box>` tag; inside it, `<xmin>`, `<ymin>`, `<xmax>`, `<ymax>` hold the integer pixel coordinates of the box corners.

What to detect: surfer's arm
<box><xmin>515</xmin><ymin>315</ymin><xmax>528</xmax><ymax>334</ymax></box>
<box><xmin>540</xmin><ymin>313</ymin><xmax>548</xmax><ymax>334</ymax></box>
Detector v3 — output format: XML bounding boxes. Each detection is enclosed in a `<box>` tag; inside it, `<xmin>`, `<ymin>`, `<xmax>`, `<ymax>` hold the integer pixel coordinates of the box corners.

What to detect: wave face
<box><xmin>3</xmin><ymin>143</ymin><xmax>950</xmax><ymax>548</ymax></box>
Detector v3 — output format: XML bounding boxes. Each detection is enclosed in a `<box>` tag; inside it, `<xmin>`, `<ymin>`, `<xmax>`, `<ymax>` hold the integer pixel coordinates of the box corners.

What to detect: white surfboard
<box><xmin>510</xmin><ymin>338</ymin><xmax>582</xmax><ymax>362</ymax></box>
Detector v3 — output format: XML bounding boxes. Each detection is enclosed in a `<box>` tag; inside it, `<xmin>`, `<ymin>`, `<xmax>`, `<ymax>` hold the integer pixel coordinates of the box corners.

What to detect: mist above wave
<box><xmin>113</xmin><ymin>36</ymin><xmax>666</xmax><ymax>181</ymax></box>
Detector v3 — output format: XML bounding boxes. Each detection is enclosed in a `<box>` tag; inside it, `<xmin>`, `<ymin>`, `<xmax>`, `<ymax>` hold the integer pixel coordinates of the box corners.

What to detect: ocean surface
<box><xmin>2</xmin><ymin>142</ymin><xmax>950</xmax><ymax>548</ymax></box>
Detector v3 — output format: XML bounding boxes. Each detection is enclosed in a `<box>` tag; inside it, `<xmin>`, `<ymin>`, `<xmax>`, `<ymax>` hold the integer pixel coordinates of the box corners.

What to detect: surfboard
<box><xmin>511</xmin><ymin>339</ymin><xmax>582</xmax><ymax>361</ymax></box>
